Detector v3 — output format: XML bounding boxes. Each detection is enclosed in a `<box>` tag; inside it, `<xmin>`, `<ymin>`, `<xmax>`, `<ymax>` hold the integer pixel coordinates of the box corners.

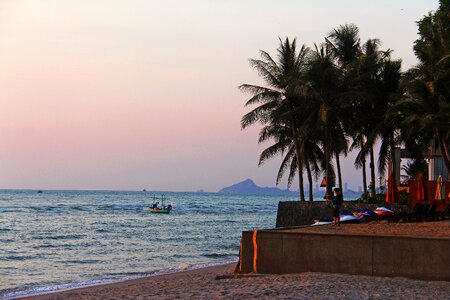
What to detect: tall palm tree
<box><xmin>350</xmin><ymin>39</ymin><xmax>391</xmax><ymax>196</ymax></box>
<box><xmin>307</xmin><ymin>43</ymin><xmax>343</xmax><ymax>198</ymax></box>
<box><xmin>296</xmin><ymin>103</ymin><xmax>326</xmax><ymax>201</ymax></box>
<box><xmin>394</xmin><ymin>0</ymin><xmax>450</xmax><ymax>173</ymax></box>
<box><xmin>327</xmin><ymin>24</ymin><xmax>361</xmax><ymax>69</ymax></box>
<box><xmin>326</xmin><ymin>23</ymin><xmax>361</xmax><ymax>195</ymax></box>
<box><xmin>240</xmin><ymin>38</ymin><xmax>313</xmax><ymax>201</ymax></box>
<box><xmin>372</xmin><ymin>59</ymin><xmax>403</xmax><ymax>178</ymax></box>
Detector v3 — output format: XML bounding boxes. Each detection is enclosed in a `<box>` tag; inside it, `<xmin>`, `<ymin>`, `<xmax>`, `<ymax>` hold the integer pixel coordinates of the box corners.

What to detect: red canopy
<box><xmin>435</xmin><ymin>175</ymin><xmax>444</xmax><ymax>202</ymax></box>
<box><xmin>385</xmin><ymin>171</ymin><xmax>399</xmax><ymax>204</ymax></box>
<box><xmin>417</xmin><ymin>172</ymin><xmax>428</xmax><ymax>203</ymax></box>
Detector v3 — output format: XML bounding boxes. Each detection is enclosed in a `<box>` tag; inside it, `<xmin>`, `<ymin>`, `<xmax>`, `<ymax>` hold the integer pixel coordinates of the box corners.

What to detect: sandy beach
<box><xmin>287</xmin><ymin>220</ymin><xmax>450</xmax><ymax>237</ymax></box>
<box><xmin>14</xmin><ymin>260</ymin><xmax>450</xmax><ymax>300</ymax></box>
<box><xmin>7</xmin><ymin>222</ymin><xmax>449</xmax><ymax>299</ymax></box>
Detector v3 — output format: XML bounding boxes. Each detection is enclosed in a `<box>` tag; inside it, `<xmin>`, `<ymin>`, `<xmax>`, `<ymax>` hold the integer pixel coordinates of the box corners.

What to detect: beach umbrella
<box><xmin>435</xmin><ymin>175</ymin><xmax>445</xmax><ymax>202</ymax></box>
<box><xmin>417</xmin><ymin>172</ymin><xmax>427</xmax><ymax>202</ymax></box>
<box><xmin>385</xmin><ymin>171</ymin><xmax>399</xmax><ymax>204</ymax></box>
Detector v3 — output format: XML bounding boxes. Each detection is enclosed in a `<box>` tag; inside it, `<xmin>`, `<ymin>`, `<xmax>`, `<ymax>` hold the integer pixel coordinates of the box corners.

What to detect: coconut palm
<box><xmin>327</xmin><ymin>23</ymin><xmax>361</xmax><ymax>69</ymax></box>
<box><xmin>240</xmin><ymin>38</ymin><xmax>313</xmax><ymax>201</ymax></box>
<box><xmin>372</xmin><ymin>59</ymin><xmax>403</xmax><ymax>178</ymax></box>
<box><xmin>326</xmin><ymin>23</ymin><xmax>362</xmax><ymax>195</ymax></box>
<box><xmin>296</xmin><ymin>103</ymin><xmax>327</xmax><ymax>201</ymax></box>
<box><xmin>307</xmin><ymin>43</ymin><xmax>343</xmax><ymax>197</ymax></box>
<box><xmin>349</xmin><ymin>39</ymin><xmax>391</xmax><ymax>196</ymax></box>
<box><xmin>394</xmin><ymin>0</ymin><xmax>450</xmax><ymax>173</ymax></box>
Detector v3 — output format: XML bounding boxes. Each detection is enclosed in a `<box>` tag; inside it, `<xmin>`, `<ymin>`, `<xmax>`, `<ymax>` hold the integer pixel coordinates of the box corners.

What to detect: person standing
<box><xmin>332</xmin><ymin>188</ymin><xmax>344</xmax><ymax>226</ymax></box>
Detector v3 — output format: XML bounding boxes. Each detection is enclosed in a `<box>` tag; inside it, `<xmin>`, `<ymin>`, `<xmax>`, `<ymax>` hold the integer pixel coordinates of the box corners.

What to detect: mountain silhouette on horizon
<box><xmin>218</xmin><ymin>179</ymin><xmax>297</xmax><ymax>196</ymax></box>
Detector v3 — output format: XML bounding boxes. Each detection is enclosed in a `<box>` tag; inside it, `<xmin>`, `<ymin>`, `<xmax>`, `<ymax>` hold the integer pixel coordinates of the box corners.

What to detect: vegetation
<box><xmin>240</xmin><ymin>1</ymin><xmax>450</xmax><ymax>201</ymax></box>
<box><xmin>355</xmin><ymin>190</ymin><xmax>408</xmax><ymax>205</ymax></box>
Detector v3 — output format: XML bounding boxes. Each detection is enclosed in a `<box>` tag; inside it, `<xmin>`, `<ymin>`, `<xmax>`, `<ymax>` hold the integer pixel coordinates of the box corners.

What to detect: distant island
<box><xmin>218</xmin><ymin>179</ymin><xmax>298</xmax><ymax>196</ymax></box>
<box><xmin>218</xmin><ymin>178</ymin><xmax>362</xmax><ymax>199</ymax></box>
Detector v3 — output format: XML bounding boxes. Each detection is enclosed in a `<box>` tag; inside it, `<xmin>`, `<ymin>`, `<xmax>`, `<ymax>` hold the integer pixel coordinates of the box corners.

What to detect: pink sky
<box><xmin>0</xmin><ymin>0</ymin><xmax>438</xmax><ymax>191</ymax></box>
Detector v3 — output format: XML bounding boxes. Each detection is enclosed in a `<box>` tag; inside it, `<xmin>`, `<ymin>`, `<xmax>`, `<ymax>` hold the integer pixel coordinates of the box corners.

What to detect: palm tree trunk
<box><xmin>390</xmin><ymin>132</ymin><xmax>397</xmax><ymax>181</ymax></box>
<box><xmin>325</xmin><ymin>126</ymin><xmax>333</xmax><ymax>198</ymax></box>
<box><xmin>369</xmin><ymin>145</ymin><xmax>376</xmax><ymax>196</ymax></box>
<box><xmin>298</xmin><ymin>159</ymin><xmax>305</xmax><ymax>202</ymax></box>
<box><xmin>360</xmin><ymin>135</ymin><xmax>368</xmax><ymax>195</ymax></box>
<box><xmin>335</xmin><ymin>152</ymin><xmax>343</xmax><ymax>193</ymax></box>
<box><xmin>437</xmin><ymin>131</ymin><xmax>450</xmax><ymax>174</ymax></box>
<box><xmin>295</xmin><ymin>145</ymin><xmax>306</xmax><ymax>202</ymax></box>
<box><xmin>306</xmin><ymin>163</ymin><xmax>314</xmax><ymax>202</ymax></box>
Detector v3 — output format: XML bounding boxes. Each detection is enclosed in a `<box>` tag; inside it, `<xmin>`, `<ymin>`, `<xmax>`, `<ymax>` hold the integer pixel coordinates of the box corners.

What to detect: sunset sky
<box><xmin>0</xmin><ymin>0</ymin><xmax>438</xmax><ymax>191</ymax></box>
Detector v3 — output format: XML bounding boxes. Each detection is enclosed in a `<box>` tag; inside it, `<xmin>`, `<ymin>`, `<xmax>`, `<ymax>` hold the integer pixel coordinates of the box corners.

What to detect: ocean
<box><xmin>0</xmin><ymin>189</ymin><xmax>295</xmax><ymax>298</ymax></box>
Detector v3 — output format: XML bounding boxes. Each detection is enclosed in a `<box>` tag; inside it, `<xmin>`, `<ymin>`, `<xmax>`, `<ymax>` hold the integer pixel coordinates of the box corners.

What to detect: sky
<box><xmin>0</xmin><ymin>0</ymin><xmax>439</xmax><ymax>192</ymax></box>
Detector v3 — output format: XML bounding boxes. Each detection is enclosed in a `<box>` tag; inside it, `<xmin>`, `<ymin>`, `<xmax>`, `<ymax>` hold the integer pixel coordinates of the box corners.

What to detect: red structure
<box><xmin>385</xmin><ymin>172</ymin><xmax>399</xmax><ymax>205</ymax></box>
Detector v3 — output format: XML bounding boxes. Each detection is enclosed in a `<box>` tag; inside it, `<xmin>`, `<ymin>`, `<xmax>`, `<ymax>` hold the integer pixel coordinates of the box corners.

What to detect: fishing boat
<box><xmin>148</xmin><ymin>195</ymin><xmax>172</xmax><ymax>214</ymax></box>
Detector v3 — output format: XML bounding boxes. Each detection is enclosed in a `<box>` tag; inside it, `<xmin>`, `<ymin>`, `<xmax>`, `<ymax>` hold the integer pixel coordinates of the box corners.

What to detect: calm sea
<box><xmin>0</xmin><ymin>190</ymin><xmax>294</xmax><ymax>298</ymax></box>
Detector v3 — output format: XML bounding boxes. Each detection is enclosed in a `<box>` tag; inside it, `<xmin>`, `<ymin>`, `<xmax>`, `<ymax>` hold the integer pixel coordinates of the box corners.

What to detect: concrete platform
<box><xmin>238</xmin><ymin>223</ymin><xmax>450</xmax><ymax>281</ymax></box>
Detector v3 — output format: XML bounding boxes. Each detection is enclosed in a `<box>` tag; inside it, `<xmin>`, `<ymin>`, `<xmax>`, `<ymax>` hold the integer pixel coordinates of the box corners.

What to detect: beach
<box><xmin>14</xmin><ymin>221</ymin><xmax>450</xmax><ymax>299</ymax></box>
<box><xmin>289</xmin><ymin>220</ymin><xmax>450</xmax><ymax>237</ymax></box>
<box><xmin>3</xmin><ymin>191</ymin><xmax>449</xmax><ymax>299</ymax></box>
<box><xmin>0</xmin><ymin>190</ymin><xmax>280</xmax><ymax>297</ymax></box>
<box><xmin>13</xmin><ymin>261</ymin><xmax>450</xmax><ymax>300</ymax></box>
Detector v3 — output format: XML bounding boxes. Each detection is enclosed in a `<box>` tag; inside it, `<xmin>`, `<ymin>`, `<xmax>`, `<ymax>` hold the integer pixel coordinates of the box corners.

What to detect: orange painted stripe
<box><xmin>239</xmin><ymin>239</ymin><xmax>243</xmax><ymax>273</ymax></box>
<box><xmin>252</xmin><ymin>230</ymin><xmax>258</xmax><ymax>273</ymax></box>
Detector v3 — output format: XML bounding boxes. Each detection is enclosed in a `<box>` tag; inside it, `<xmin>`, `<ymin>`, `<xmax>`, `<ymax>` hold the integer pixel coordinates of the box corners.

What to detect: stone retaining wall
<box><xmin>276</xmin><ymin>201</ymin><xmax>408</xmax><ymax>228</ymax></box>
<box><xmin>239</xmin><ymin>229</ymin><xmax>450</xmax><ymax>281</ymax></box>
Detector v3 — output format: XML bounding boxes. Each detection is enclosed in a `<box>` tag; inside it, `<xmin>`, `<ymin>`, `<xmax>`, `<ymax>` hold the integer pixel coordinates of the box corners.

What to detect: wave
<box><xmin>0</xmin><ymin>209</ymin><xmax>23</xmax><ymax>213</ymax></box>
<box><xmin>33</xmin><ymin>234</ymin><xmax>85</xmax><ymax>241</ymax></box>
<box><xmin>64</xmin><ymin>259</ymin><xmax>102</xmax><ymax>264</ymax></box>
<box><xmin>1</xmin><ymin>254</ymin><xmax>42</xmax><ymax>261</ymax></box>
<box><xmin>28</xmin><ymin>207</ymin><xmax>64</xmax><ymax>214</ymax></box>
<box><xmin>68</xmin><ymin>206</ymin><xmax>92</xmax><ymax>212</ymax></box>
<box><xmin>97</xmin><ymin>204</ymin><xmax>145</xmax><ymax>211</ymax></box>
<box><xmin>202</xmin><ymin>253</ymin><xmax>235</xmax><ymax>259</ymax></box>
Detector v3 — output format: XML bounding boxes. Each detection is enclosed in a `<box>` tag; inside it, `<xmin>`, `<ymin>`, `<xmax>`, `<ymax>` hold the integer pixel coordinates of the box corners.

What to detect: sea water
<box><xmin>0</xmin><ymin>190</ymin><xmax>296</xmax><ymax>298</ymax></box>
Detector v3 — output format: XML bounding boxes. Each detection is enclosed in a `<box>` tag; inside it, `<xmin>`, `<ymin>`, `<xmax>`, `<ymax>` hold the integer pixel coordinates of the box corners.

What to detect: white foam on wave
<box><xmin>0</xmin><ymin>259</ymin><xmax>238</xmax><ymax>299</ymax></box>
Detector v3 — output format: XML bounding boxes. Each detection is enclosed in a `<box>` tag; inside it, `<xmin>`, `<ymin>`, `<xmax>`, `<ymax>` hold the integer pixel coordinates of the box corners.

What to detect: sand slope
<box><xmin>15</xmin><ymin>263</ymin><xmax>450</xmax><ymax>300</ymax></box>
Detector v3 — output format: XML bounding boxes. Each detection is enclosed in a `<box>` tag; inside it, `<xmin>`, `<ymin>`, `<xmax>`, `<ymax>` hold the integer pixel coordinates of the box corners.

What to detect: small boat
<box><xmin>149</xmin><ymin>195</ymin><xmax>172</xmax><ymax>214</ymax></box>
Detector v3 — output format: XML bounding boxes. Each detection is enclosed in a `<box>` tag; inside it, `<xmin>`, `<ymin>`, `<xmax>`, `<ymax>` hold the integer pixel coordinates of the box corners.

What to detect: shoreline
<box><xmin>11</xmin><ymin>263</ymin><xmax>236</xmax><ymax>300</ymax></box>
<box><xmin>3</xmin><ymin>261</ymin><xmax>237</xmax><ymax>300</ymax></box>
<box><xmin>7</xmin><ymin>261</ymin><xmax>450</xmax><ymax>299</ymax></box>
<box><xmin>3</xmin><ymin>222</ymin><xmax>450</xmax><ymax>299</ymax></box>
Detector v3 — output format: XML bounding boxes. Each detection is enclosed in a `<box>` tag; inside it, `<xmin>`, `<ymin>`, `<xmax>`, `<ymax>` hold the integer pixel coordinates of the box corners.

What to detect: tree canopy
<box><xmin>240</xmin><ymin>1</ymin><xmax>450</xmax><ymax>200</ymax></box>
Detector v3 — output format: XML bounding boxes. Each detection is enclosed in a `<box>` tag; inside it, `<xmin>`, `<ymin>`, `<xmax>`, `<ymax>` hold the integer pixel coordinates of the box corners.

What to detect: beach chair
<box><xmin>409</xmin><ymin>203</ymin><xmax>430</xmax><ymax>222</ymax></box>
<box><xmin>426</xmin><ymin>203</ymin><xmax>438</xmax><ymax>221</ymax></box>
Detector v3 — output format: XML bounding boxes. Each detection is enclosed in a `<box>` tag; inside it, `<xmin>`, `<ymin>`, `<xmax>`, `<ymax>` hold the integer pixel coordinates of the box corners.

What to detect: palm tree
<box><xmin>373</xmin><ymin>59</ymin><xmax>403</xmax><ymax>179</ymax></box>
<box><xmin>307</xmin><ymin>43</ymin><xmax>343</xmax><ymax>198</ymax></box>
<box><xmin>327</xmin><ymin>24</ymin><xmax>361</xmax><ymax>67</ymax></box>
<box><xmin>240</xmin><ymin>38</ymin><xmax>313</xmax><ymax>201</ymax></box>
<box><xmin>394</xmin><ymin>0</ymin><xmax>450</xmax><ymax>173</ymax></box>
<box><xmin>326</xmin><ymin>24</ymin><xmax>361</xmax><ymax>195</ymax></box>
<box><xmin>401</xmin><ymin>159</ymin><xmax>428</xmax><ymax>181</ymax></box>
<box><xmin>350</xmin><ymin>39</ymin><xmax>391</xmax><ymax>196</ymax></box>
<box><xmin>296</xmin><ymin>104</ymin><xmax>326</xmax><ymax>201</ymax></box>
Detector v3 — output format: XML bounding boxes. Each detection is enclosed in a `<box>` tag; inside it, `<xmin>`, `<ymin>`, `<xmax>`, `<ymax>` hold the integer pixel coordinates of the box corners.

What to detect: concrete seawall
<box><xmin>276</xmin><ymin>201</ymin><xmax>408</xmax><ymax>227</ymax></box>
<box><xmin>239</xmin><ymin>229</ymin><xmax>450</xmax><ymax>281</ymax></box>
